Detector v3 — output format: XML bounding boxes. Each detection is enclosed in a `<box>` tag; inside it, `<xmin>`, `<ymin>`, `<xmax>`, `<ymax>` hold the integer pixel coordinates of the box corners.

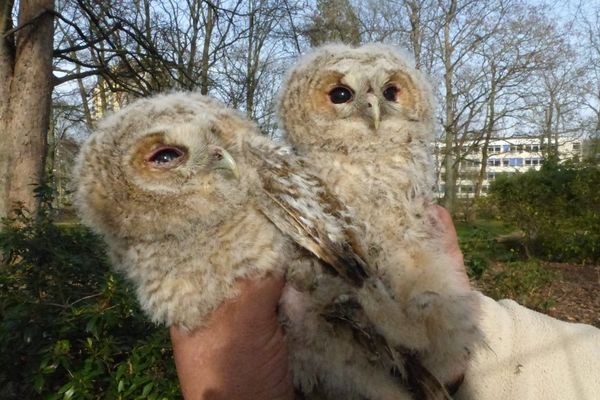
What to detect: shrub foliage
<box><xmin>486</xmin><ymin>161</ymin><xmax>600</xmax><ymax>263</ymax></box>
<box><xmin>0</xmin><ymin>188</ymin><xmax>180</xmax><ymax>399</ymax></box>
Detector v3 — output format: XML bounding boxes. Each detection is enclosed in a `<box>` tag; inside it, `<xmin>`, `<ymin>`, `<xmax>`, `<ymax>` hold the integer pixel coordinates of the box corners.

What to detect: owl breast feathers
<box><xmin>278</xmin><ymin>43</ymin><xmax>483</xmax><ymax>384</ymax></box>
<box><xmin>74</xmin><ymin>92</ymin><xmax>453</xmax><ymax>399</ymax></box>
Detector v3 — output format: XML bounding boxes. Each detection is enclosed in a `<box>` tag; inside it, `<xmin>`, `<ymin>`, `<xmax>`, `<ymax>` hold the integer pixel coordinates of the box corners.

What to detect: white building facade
<box><xmin>435</xmin><ymin>136</ymin><xmax>583</xmax><ymax>198</ymax></box>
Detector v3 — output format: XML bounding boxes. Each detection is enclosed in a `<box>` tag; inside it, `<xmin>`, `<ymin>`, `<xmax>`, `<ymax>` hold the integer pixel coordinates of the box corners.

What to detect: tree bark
<box><xmin>0</xmin><ymin>0</ymin><xmax>15</xmax><ymax>219</ymax></box>
<box><xmin>200</xmin><ymin>3</ymin><xmax>214</xmax><ymax>95</ymax></box>
<box><xmin>442</xmin><ymin>0</ymin><xmax>457</xmax><ymax>214</ymax></box>
<box><xmin>475</xmin><ymin>65</ymin><xmax>497</xmax><ymax>199</ymax></box>
<box><xmin>0</xmin><ymin>0</ymin><xmax>55</xmax><ymax>217</ymax></box>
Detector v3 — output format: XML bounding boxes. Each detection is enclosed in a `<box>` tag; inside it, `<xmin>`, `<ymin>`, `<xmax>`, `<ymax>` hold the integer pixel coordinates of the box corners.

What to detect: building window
<box><xmin>487</xmin><ymin>172</ymin><xmax>496</xmax><ymax>180</ymax></box>
<box><xmin>525</xmin><ymin>159</ymin><xmax>532</xmax><ymax>166</ymax></box>
<box><xmin>532</xmin><ymin>159</ymin><xmax>540</xmax><ymax>166</ymax></box>
<box><xmin>532</xmin><ymin>145</ymin><xmax>539</xmax><ymax>152</ymax></box>
<box><xmin>502</xmin><ymin>159</ymin><xmax>509</xmax><ymax>166</ymax></box>
<box><xmin>462</xmin><ymin>159</ymin><xmax>478</xmax><ymax>168</ymax></box>
<box><xmin>509</xmin><ymin>158</ymin><xmax>523</xmax><ymax>166</ymax></box>
<box><xmin>542</xmin><ymin>143</ymin><xmax>558</xmax><ymax>152</ymax></box>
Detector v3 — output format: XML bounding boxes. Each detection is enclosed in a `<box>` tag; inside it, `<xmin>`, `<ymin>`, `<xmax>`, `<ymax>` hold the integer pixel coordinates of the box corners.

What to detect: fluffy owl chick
<box><xmin>74</xmin><ymin>92</ymin><xmax>452</xmax><ymax>400</ymax></box>
<box><xmin>279</xmin><ymin>43</ymin><xmax>482</xmax><ymax>383</ymax></box>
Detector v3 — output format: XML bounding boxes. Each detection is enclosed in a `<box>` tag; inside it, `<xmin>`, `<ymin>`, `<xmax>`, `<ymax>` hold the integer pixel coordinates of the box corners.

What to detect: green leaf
<box><xmin>63</xmin><ymin>386</ymin><xmax>75</xmax><ymax>400</ymax></box>
<box><xmin>34</xmin><ymin>374</ymin><xmax>45</xmax><ymax>393</ymax></box>
<box><xmin>142</xmin><ymin>382</ymin><xmax>154</xmax><ymax>397</ymax></box>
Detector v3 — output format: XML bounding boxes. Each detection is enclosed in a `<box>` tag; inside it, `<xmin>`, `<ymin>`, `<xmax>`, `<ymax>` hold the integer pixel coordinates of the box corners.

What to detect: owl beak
<box><xmin>365</xmin><ymin>93</ymin><xmax>380</xmax><ymax>131</ymax></box>
<box><xmin>210</xmin><ymin>146</ymin><xmax>240</xmax><ymax>181</ymax></box>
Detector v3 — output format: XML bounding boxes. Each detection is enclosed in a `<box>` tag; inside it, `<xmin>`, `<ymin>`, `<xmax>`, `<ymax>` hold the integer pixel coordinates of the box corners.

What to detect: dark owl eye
<box><xmin>383</xmin><ymin>85</ymin><xmax>399</xmax><ymax>101</ymax></box>
<box><xmin>147</xmin><ymin>146</ymin><xmax>186</xmax><ymax>168</ymax></box>
<box><xmin>328</xmin><ymin>86</ymin><xmax>353</xmax><ymax>104</ymax></box>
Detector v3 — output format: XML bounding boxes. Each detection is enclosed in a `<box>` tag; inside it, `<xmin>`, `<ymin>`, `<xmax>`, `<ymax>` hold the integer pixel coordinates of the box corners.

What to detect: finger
<box><xmin>430</xmin><ymin>205</ymin><xmax>470</xmax><ymax>289</ymax></box>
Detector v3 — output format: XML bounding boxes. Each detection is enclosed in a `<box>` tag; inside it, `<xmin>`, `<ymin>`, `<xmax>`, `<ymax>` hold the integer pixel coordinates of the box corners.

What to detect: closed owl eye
<box><xmin>329</xmin><ymin>86</ymin><xmax>354</xmax><ymax>104</ymax></box>
<box><xmin>146</xmin><ymin>146</ymin><xmax>186</xmax><ymax>168</ymax></box>
<box><xmin>383</xmin><ymin>85</ymin><xmax>399</xmax><ymax>102</ymax></box>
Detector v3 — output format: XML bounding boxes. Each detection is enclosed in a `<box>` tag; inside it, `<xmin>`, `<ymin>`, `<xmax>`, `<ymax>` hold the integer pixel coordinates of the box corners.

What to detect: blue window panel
<box><xmin>509</xmin><ymin>158</ymin><xmax>523</xmax><ymax>166</ymax></box>
<box><xmin>503</xmin><ymin>145</ymin><xmax>510</xmax><ymax>152</ymax></box>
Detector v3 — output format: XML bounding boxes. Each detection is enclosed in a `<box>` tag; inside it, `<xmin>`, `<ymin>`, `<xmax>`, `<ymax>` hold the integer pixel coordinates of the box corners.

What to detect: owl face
<box><xmin>124</xmin><ymin>122</ymin><xmax>240</xmax><ymax>197</ymax></box>
<box><xmin>279</xmin><ymin>44</ymin><xmax>435</xmax><ymax>152</ymax></box>
<box><xmin>75</xmin><ymin>94</ymin><xmax>250</xmax><ymax>242</ymax></box>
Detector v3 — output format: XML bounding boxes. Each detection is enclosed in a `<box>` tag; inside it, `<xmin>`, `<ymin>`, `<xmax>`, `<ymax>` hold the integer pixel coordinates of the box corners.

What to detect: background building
<box><xmin>435</xmin><ymin>136</ymin><xmax>583</xmax><ymax>198</ymax></box>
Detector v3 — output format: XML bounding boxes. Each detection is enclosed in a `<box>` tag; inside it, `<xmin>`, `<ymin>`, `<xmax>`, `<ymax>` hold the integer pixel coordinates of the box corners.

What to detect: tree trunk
<box><xmin>442</xmin><ymin>0</ymin><xmax>458</xmax><ymax>214</ymax></box>
<box><xmin>0</xmin><ymin>0</ymin><xmax>15</xmax><ymax>219</ymax></box>
<box><xmin>200</xmin><ymin>4</ymin><xmax>214</xmax><ymax>95</ymax></box>
<box><xmin>0</xmin><ymin>0</ymin><xmax>55</xmax><ymax>217</ymax></box>
<box><xmin>245</xmin><ymin>1</ymin><xmax>255</xmax><ymax>117</ymax></box>
<box><xmin>406</xmin><ymin>0</ymin><xmax>422</xmax><ymax>68</ymax></box>
<box><xmin>475</xmin><ymin>66</ymin><xmax>497</xmax><ymax>199</ymax></box>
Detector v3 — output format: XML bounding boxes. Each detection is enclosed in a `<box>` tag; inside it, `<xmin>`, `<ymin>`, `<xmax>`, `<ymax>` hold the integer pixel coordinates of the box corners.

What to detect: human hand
<box><xmin>170</xmin><ymin>274</ymin><xmax>293</xmax><ymax>400</ymax></box>
<box><xmin>431</xmin><ymin>205</ymin><xmax>470</xmax><ymax>291</ymax></box>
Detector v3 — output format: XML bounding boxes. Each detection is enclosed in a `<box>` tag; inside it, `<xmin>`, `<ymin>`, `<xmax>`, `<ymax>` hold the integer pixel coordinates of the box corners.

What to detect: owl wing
<box><xmin>322</xmin><ymin>298</ymin><xmax>453</xmax><ymax>400</ymax></box>
<box><xmin>246</xmin><ymin>143</ymin><xmax>369</xmax><ymax>288</ymax></box>
<box><xmin>247</xmin><ymin>141</ymin><xmax>451</xmax><ymax>399</ymax></box>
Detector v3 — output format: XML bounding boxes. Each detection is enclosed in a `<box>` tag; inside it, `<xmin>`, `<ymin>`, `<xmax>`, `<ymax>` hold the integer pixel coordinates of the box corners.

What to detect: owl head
<box><xmin>278</xmin><ymin>43</ymin><xmax>436</xmax><ymax>153</ymax></box>
<box><xmin>74</xmin><ymin>93</ymin><xmax>254</xmax><ymax>244</ymax></box>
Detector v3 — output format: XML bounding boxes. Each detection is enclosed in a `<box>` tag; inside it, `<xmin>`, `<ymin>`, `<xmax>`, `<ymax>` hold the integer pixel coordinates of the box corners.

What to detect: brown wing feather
<box><xmin>404</xmin><ymin>353</ymin><xmax>454</xmax><ymax>400</ymax></box>
<box><xmin>323</xmin><ymin>297</ymin><xmax>453</xmax><ymax>400</ymax></box>
<box><xmin>247</xmin><ymin>143</ymin><xmax>369</xmax><ymax>287</ymax></box>
<box><xmin>246</xmin><ymin>141</ymin><xmax>451</xmax><ymax>399</ymax></box>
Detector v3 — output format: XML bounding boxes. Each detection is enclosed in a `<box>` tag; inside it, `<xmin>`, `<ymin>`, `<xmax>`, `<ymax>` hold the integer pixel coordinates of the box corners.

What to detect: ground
<box><xmin>538</xmin><ymin>263</ymin><xmax>600</xmax><ymax>328</ymax></box>
<box><xmin>476</xmin><ymin>262</ymin><xmax>600</xmax><ymax>328</ymax></box>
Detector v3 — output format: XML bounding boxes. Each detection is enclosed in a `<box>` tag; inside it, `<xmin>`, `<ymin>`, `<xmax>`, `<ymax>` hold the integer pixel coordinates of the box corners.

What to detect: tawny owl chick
<box><xmin>74</xmin><ymin>93</ymin><xmax>450</xmax><ymax>400</ymax></box>
<box><xmin>278</xmin><ymin>43</ymin><xmax>482</xmax><ymax>384</ymax></box>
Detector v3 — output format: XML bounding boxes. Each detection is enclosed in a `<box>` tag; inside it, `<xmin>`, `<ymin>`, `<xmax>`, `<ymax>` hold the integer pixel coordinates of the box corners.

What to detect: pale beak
<box><xmin>365</xmin><ymin>93</ymin><xmax>380</xmax><ymax>131</ymax></box>
<box><xmin>210</xmin><ymin>146</ymin><xmax>240</xmax><ymax>180</ymax></box>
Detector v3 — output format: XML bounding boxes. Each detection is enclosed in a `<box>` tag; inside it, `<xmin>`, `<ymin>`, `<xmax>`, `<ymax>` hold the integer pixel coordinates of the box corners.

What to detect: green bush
<box><xmin>481</xmin><ymin>260</ymin><xmax>557</xmax><ymax>309</ymax></box>
<box><xmin>456</xmin><ymin>221</ymin><xmax>520</xmax><ymax>279</ymax></box>
<box><xmin>486</xmin><ymin>161</ymin><xmax>600</xmax><ymax>263</ymax></box>
<box><xmin>0</xmin><ymin>189</ymin><xmax>180</xmax><ymax>399</ymax></box>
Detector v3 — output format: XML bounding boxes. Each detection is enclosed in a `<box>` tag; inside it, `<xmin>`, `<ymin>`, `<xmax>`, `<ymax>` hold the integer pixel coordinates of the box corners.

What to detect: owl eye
<box><xmin>147</xmin><ymin>146</ymin><xmax>186</xmax><ymax>168</ymax></box>
<box><xmin>328</xmin><ymin>86</ymin><xmax>354</xmax><ymax>104</ymax></box>
<box><xmin>383</xmin><ymin>85</ymin><xmax>399</xmax><ymax>101</ymax></box>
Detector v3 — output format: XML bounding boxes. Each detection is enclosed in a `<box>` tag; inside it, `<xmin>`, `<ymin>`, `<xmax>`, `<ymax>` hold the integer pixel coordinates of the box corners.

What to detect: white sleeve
<box><xmin>456</xmin><ymin>292</ymin><xmax>600</xmax><ymax>400</ymax></box>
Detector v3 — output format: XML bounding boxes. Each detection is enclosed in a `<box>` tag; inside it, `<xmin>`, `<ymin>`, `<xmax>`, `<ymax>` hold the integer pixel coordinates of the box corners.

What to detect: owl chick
<box><xmin>74</xmin><ymin>92</ymin><xmax>451</xmax><ymax>400</ymax></box>
<box><xmin>278</xmin><ymin>43</ymin><xmax>482</xmax><ymax>384</ymax></box>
